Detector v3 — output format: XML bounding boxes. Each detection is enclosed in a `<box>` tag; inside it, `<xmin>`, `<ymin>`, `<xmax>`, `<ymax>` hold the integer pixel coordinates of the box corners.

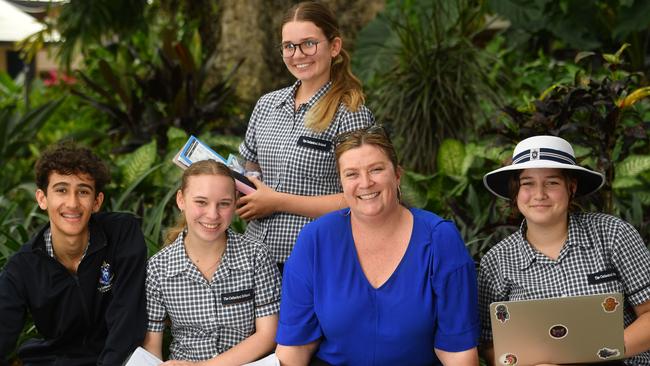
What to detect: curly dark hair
<box><xmin>35</xmin><ymin>143</ymin><xmax>110</xmax><ymax>195</ymax></box>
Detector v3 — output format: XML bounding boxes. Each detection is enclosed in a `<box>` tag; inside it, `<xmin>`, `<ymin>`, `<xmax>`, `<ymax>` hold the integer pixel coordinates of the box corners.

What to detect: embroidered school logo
<box><xmin>97</xmin><ymin>261</ymin><xmax>114</xmax><ymax>293</ymax></box>
<box><xmin>530</xmin><ymin>148</ymin><xmax>540</xmax><ymax>160</ymax></box>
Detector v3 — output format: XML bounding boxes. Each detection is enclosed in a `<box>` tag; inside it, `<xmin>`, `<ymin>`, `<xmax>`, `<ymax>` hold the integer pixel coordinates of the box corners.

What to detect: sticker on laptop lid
<box><xmin>597</xmin><ymin>347</ymin><xmax>620</xmax><ymax>359</ymax></box>
<box><xmin>494</xmin><ymin>304</ymin><xmax>510</xmax><ymax>323</ymax></box>
<box><xmin>498</xmin><ymin>353</ymin><xmax>518</xmax><ymax>365</ymax></box>
<box><xmin>549</xmin><ymin>324</ymin><xmax>568</xmax><ymax>339</ymax></box>
<box><xmin>602</xmin><ymin>296</ymin><xmax>620</xmax><ymax>313</ymax></box>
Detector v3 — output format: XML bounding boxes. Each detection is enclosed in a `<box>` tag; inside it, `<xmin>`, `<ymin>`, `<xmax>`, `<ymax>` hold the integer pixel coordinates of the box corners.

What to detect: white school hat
<box><xmin>483</xmin><ymin>135</ymin><xmax>605</xmax><ymax>200</ymax></box>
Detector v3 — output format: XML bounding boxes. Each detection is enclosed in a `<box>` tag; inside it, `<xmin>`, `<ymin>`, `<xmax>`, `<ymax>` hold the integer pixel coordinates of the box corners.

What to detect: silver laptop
<box><xmin>490</xmin><ymin>293</ymin><xmax>625</xmax><ymax>365</ymax></box>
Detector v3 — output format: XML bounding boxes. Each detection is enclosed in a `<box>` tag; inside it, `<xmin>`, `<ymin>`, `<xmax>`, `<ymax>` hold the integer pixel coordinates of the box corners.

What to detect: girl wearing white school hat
<box><xmin>483</xmin><ymin>135</ymin><xmax>605</xmax><ymax>200</ymax></box>
<box><xmin>477</xmin><ymin>135</ymin><xmax>650</xmax><ymax>365</ymax></box>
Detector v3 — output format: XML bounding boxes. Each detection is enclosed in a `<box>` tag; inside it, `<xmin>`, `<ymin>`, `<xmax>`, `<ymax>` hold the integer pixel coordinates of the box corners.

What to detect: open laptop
<box><xmin>490</xmin><ymin>293</ymin><xmax>625</xmax><ymax>365</ymax></box>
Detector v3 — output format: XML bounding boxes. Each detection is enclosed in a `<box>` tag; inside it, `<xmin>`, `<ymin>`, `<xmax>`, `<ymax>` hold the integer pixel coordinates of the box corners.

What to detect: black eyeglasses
<box><xmin>280</xmin><ymin>39</ymin><xmax>324</xmax><ymax>57</ymax></box>
<box><xmin>334</xmin><ymin>125</ymin><xmax>390</xmax><ymax>147</ymax></box>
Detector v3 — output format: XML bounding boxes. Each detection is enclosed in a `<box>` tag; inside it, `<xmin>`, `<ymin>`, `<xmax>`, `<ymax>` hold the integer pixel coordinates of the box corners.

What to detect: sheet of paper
<box><xmin>242</xmin><ymin>353</ymin><xmax>280</xmax><ymax>366</ymax></box>
<box><xmin>124</xmin><ymin>347</ymin><xmax>162</xmax><ymax>366</ymax></box>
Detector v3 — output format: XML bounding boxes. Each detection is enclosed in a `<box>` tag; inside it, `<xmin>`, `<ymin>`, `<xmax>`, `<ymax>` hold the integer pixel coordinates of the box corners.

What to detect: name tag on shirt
<box><xmin>587</xmin><ymin>269</ymin><xmax>619</xmax><ymax>285</ymax></box>
<box><xmin>221</xmin><ymin>289</ymin><xmax>254</xmax><ymax>305</ymax></box>
<box><xmin>297</xmin><ymin>136</ymin><xmax>332</xmax><ymax>152</ymax></box>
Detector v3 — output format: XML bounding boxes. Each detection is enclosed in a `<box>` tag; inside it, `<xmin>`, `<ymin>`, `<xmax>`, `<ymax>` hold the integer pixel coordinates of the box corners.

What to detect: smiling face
<box><xmin>281</xmin><ymin>20</ymin><xmax>341</xmax><ymax>88</ymax></box>
<box><xmin>35</xmin><ymin>172</ymin><xmax>103</xmax><ymax>245</ymax></box>
<box><xmin>177</xmin><ymin>174</ymin><xmax>236</xmax><ymax>246</ymax></box>
<box><xmin>339</xmin><ymin>144</ymin><xmax>401</xmax><ymax>220</ymax></box>
<box><xmin>516</xmin><ymin>168</ymin><xmax>575</xmax><ymax>227</ymax></box>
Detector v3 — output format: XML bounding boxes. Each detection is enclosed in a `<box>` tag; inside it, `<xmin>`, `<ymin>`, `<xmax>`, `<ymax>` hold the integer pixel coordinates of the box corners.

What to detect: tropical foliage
<box><xmin>354</xmin><ymin>0</ymin><xmax>503</xmax><ymax>173</ymax></box>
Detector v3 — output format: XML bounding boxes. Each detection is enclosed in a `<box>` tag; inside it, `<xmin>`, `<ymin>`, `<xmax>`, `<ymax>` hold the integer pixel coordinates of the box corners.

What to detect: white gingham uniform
<box><xmin>145</xmin><ymin>229</ymin><xmax>281</xmax><ymax>361</ymax></box>
<box><xmin>239</xmin><ymin>80</ymin><xmax>374</xmax><ymax>263</ymax></box>
<box><xmin>479</xmin><ymin>212</ymin><xmax>650</xmax><ymax>365</ymax></box>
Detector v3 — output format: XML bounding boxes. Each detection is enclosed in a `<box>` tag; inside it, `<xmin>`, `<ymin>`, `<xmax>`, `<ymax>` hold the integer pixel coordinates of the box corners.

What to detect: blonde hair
<box><xmin>283</xmin><ymin>1</ymin><xmax>365</xmax><ymax>132</ymax></box>
<box><xmin>164</xmin><ymin>160</ymin><xmax>235</xmax><ymax>246</ymax></box>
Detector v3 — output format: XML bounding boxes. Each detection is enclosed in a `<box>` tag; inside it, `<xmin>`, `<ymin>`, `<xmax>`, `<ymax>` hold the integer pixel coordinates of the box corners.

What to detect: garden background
<box><xmin>1</xmin><ymin>0</ymin><xmax>650</xmax><ymax>361</ymax></box>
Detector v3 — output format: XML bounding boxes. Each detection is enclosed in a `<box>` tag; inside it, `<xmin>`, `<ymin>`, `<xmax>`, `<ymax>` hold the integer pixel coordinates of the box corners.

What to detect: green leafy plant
<box><xmin>401</xmin><ymin>138</ymin><xmax>516</xmax><ymax>258</ymax></box>
<box><xmin>0</xmin><ymin>73</ymin><xmax>63</xmax><ymax>194</ymax></box>
<box><xmin>354</xmin><ymin>0</ymin><xmax>503</xmax><ymax>173</ymax></box>
<box><xmin>488</xmin><ymin>0</ymin><xmax>650</xmax><ymax>74</ymax></box>
<box><xmin>71</xmin><ymin>30</ymin><xmax>242</xmax><ymax>154</ymax></box>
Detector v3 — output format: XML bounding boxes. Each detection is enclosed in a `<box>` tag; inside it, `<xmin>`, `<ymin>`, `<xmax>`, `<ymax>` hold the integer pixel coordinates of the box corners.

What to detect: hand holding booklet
<box><xmin>173</xmin><ymin>135</ymin><xmax>256</xmax><ymax>195</ymax></box>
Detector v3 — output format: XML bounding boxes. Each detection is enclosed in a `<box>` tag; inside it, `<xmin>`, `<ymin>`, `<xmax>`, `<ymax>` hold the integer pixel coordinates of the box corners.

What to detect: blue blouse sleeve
<box><xmin>430</xmin><ymin>221</ymin><xmax>480</xmax><ymax>352</ymax></box>
<box><xmin>276</xmin><ymin>224</ymin><xmax>323</xmax><ymax>345</ymax></box>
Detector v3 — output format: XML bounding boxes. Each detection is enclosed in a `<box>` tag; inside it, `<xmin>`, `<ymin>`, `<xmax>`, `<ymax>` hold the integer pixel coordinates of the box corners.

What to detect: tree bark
<box><xmin>209</xmin><ymin>0</ymin><xmax>384</xmax><ymax>105</ymax></box>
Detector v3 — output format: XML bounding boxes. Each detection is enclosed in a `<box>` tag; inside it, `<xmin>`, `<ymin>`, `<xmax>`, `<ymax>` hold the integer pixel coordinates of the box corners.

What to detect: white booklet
<box><xmin>242</xmin><ymin>353</ymin><xmax>280</xmax><ymax>366</ymax></box>
<box><xmin>173</xmin><ymin>135</ymin><xmax>256</xmax><ymax>195</ymax></box>
<box><xmin>124</xmin><ymin>347</ymin><xmax>278</xmax><ymax>366</ymax></box>
<box><xmin>124</xmin><ymin>346</ymin><xmax>162</xmax><ymax>366</ymax></box>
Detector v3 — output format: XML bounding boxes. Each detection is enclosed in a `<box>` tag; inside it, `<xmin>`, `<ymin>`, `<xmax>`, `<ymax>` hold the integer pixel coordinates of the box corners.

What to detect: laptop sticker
<box><xmin>549</xmin><ymin>324</ymin><xmax>568</xmax><ymax>339</ymax></box>
<box><xmin>495</xmin><ymin>304</ymin><xmax>510</xmax><ymax>323</ymax></box>
<box><xmin>498</xmin><ymin>353</ymin><xmax>518</xmax><ymax>365</ymax></box>
<box><xmin>597</xmin><ymin>347</ymin><xmax>620</xmax><ymax>359</ymax></box>
<box><xmin>602</xmin><ymin>297</ymin><xmax>620</xmax><ymax>313</ymax></box>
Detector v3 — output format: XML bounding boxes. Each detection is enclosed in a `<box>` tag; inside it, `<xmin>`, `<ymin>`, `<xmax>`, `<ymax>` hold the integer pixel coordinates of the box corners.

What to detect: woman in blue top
<box><xmin>275</xmin><ymin>126</ymin><xmax>480</xmax><ymax>365</ymax></box>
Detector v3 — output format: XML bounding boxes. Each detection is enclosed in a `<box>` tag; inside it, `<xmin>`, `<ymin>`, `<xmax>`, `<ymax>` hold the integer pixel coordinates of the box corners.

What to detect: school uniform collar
<box><xmin>516</xmin><ymin>213</ymin><xmax>591</xmax><ymax>269</ymax></box>
<box><xmin>30</xmin><ymin>214</ymin><xmax>107</xmax><ymax>256</ymax></box>
<box><xmin>274</xmin><ymin>80</ymin><xmax>332</xmax><ymax>110</ymax></box>
<box><xmin>220</xmin><ymin>230</ymin><xmax>252</xmax><ymax>271</ymax></box>
<box><xmin>164</xmin><ymin>229</ymin><xmax>251</xmax><ymax>278</ymax></box>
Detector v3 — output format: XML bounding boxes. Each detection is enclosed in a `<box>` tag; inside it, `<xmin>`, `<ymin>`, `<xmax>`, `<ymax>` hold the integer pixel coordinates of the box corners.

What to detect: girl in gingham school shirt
<box><xmin>479</xmin><ymin>136</ymin><xmax>650</xmax><ymax>365</ymax></box>
<box><xmin>236</xmin><ymin>1</ymin><xmax>375</xmax><ymax>265</ymax></box>
<box><xmin>142</xmin><ymin>160</ymin><xmax>281</xmax><ymax>364</ymax></box>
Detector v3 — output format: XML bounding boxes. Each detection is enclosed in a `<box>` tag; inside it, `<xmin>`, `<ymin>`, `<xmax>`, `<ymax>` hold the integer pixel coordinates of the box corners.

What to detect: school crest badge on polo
<box><xmin>98</xmin><ymin>261</ymin><xmax>114</xmax><ymax>293</ymax></box>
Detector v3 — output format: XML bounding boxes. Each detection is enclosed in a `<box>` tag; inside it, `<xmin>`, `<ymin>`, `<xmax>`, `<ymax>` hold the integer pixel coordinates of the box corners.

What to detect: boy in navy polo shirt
<box><xmin>0</xmin><ymin>143</ymin><xmax>147</xmax><ymax>366</ymax></box>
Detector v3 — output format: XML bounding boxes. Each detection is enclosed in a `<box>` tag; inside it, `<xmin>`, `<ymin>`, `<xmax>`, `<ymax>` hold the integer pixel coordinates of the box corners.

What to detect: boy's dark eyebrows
<box><xmin>77</xmin><ymin>183</ymin><xmax>96</xmax><ymax>190</ymax></box>
<box><xmin>50</xmin><ymin>182</ymin><xmax>96</xmax><ymax>191</ymax></box>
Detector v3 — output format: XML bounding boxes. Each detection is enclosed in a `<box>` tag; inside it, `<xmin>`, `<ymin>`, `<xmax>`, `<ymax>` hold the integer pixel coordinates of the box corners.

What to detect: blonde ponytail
<box><xmin>305</xmin><ymin>49</ymin><xmax>365</xmax><ymax>132</ymax></box>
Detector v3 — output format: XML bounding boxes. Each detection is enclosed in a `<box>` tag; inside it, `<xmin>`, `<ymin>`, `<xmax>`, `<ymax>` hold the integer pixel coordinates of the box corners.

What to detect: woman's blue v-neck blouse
<box><xmin>276</xmin><ymin>208</ymin><xmax>479</xmax><ymax>365</ymax></box>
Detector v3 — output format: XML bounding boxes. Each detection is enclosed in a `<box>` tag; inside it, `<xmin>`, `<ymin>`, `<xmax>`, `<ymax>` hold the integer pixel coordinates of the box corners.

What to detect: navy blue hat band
<box><xmin>512</xmin><ymin>147</ymin><xmax>576</xmax><ymax>166</ymax></box>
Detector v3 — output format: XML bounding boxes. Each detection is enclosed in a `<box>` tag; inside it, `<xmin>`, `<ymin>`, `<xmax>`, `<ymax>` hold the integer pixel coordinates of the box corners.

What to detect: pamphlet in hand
<box><xmin>173</xmin><ymin>135</ymin><xmax>256</xmax><ymax>195</ymax></box>
<box><xmin>242</xmin><ymin>353</ymin><xmax>281</xmax><ymax>366</ymax></box>
<box><xmin>123</xmin><ymin>347</ymin><xmax>162</xmax><ymax>366</ymax></box>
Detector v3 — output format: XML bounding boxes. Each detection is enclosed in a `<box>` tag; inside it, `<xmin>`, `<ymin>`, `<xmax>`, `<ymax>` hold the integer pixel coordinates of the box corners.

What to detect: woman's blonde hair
<box><xmin>334</xmin><ymin>126</ymin><xmax>404</xmax><ymax>204</ymax></box>
<box><xmin>283</xmin><ymin>1</ymin><xmax>365</xmax><ymax>132</ymax></box>
<box><xmin>164</xmin><ymin>160</ymin><xmax>236</xmax><ymax>246</ymax></box>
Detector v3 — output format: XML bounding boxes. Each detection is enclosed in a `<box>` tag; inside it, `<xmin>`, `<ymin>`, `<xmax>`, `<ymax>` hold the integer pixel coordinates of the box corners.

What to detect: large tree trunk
<box><xmin>210</xmin><ymin>0</ymin><xmax>384</xmax><ymax>106</ymax></box>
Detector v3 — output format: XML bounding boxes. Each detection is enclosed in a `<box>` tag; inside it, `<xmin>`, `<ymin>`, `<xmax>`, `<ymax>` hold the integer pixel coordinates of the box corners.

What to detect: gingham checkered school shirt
<box><xmin>44</xmin><ymin>228</ymin><xmax>89</xmax><ymax>260</ymax></box>
<box><xmin>239</xmin><ymin>80</ymin><xmax>374</xmax><ymax>263</ymax></box>
<box><xmin>479</xmin><ymin>212</ymin><xmax>650</xmax><ymax>365</ymax></box>
<box><xmin>145</xmin><ymin>229</ymin><xmax>281</xmax><ymax>361</ymax></box>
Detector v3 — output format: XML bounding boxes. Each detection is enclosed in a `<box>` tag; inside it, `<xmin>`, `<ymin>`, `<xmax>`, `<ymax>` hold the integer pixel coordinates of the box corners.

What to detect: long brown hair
<box><xmin>164</xmin><ymin>160</ymin><xmax>236</xmax><ymax>246</ymax></box>
<box><xmin>283</xmin><ymin>1</ymin><xmax>365</xmax><ymax>132</ymax></box>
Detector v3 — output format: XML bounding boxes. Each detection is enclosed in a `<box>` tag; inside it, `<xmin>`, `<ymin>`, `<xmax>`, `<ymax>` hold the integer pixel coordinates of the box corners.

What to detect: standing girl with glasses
<box><xmin>142</xmin><ymin>160</ymin><xmax>281</xmax><ymax>365</ymax></box>
<box><xmin>236</xmin><ymin>1</ymin><xmax>375</xmax><ymax>270</ymax></box>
